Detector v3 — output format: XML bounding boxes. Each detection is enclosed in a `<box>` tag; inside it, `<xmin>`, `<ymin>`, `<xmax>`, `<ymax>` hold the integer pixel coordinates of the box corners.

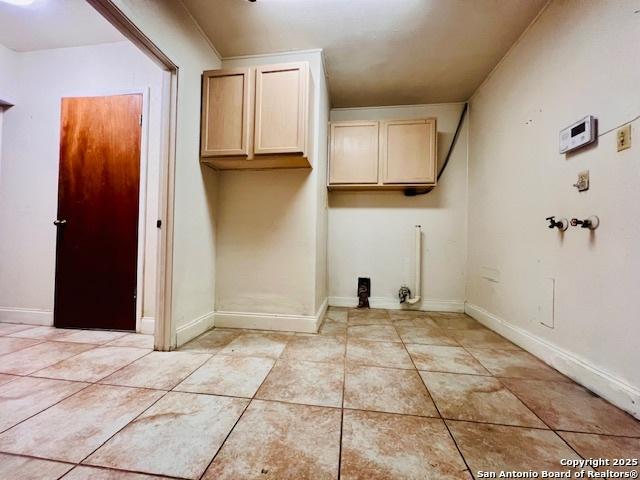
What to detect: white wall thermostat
<box><xmin>559</xmin><ymin>115</ymin><xmax>597</xmax><ymax>154</ymax></box>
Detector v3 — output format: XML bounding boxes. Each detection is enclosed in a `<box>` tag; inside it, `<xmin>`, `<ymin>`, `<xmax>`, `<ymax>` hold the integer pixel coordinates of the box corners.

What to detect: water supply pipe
<box><xmin>406</xmin><ymin>225</ymin><xmax>422</xmax><ymax>305</ymax></box>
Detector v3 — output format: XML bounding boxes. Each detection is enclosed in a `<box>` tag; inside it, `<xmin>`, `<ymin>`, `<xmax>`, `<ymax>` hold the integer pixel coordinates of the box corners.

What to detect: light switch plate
<box><xmin>617</xmin><ymin>124</ymin><xmax>631</xmax><ymax>151</ymax></box>
<box><xmin>574</xmin><ymin>170</ymin><xmax>589</xmax><ymax>192</ymax></box>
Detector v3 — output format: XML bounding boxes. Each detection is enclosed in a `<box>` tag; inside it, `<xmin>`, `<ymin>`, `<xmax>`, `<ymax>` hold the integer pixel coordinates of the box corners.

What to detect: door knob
<box><xmin>53</xmin><ymin>219</ymin><xmax>67</xmax><ymax>226</ymax></box>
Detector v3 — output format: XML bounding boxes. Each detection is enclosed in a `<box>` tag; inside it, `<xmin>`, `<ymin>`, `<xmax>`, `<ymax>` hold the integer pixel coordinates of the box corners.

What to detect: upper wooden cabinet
<box><xmin>254</xmin><ymin>63</ymin><xmax>308</xmax><ymax>155</ymax></box>
<box><xmin>201</xmin><ymin>68</ymin><xmax>250</xmax><ymax>157</ymax></box>
<box><xmin>381</xmin><ymin>119</ymin><xmax>436</xmax><ymax>184</ymax></box>
<box><xmin>328</xmin><ymin>118</ymin><xmax>437</xmax><ymax>189</ymax></box>
<box><xmin>200</xmin><ymin>62</ymin><xmax>311</xmax><ymax>170</ymax></box>
<box><xmin>329</xmin><ymin>121</ymin><xmax>379</xmax><ymax>184</ymax></box>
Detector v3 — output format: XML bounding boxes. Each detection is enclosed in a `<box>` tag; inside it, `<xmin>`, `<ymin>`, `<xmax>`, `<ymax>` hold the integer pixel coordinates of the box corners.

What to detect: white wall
<box><xmin>328</xmin><ymin>104</ymin><xmax>468</xmax><ymax>312</ymax></box>
<box><xmin>0</xmin><ymin>41</ymin><xmax>164</xmax><ymax>330</ymax></box>
<box><xmin>0</xmin><ymin>43</ymin><xmax>18</xmax><ymax>105</ymax></box>
<box><xmin>0</xmin><ymin>43</ymin><xmax>18</xmax><ymax>181</ymax></box>
<box><xmin>111</xmin><ymin>0</ymin><xmax>221</xmax><ymax>345</ymax></box>
<box><xmin>466</xmin><ymin>0</ymin><xmax>640</xmax><ymax>416</ymax></box>
<box><xmin>315</xmin><ymin>63</ymin><xmax>331</xmax><ymax>313</ymax></box>
<box><xmin>214</xmin><ymin>50</ymin><xmax>329</xmax><ymax>331</ymax></box>
<box><xmin>0</xmin><ymin>109</ymin><xmax>3</xmax><ymax>178</ymax></box>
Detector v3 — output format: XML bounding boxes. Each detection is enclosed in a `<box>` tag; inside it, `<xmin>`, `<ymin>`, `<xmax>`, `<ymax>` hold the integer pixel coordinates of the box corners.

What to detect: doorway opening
<box><xmin>0</xmin><ymin>0</ymin><xmax>178</xmax><ymax>350</ymax></box>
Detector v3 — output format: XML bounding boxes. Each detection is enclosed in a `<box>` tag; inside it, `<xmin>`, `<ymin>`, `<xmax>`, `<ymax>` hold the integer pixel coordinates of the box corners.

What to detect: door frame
<box><xmin>87</xmin><ymin>0</ymin><xmax>178</xmax><ymax>351</ymax></box>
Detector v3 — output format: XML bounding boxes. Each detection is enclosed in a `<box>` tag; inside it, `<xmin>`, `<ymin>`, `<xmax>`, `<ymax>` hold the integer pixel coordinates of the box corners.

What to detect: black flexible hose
<box><xmin>437</xmin><ymin>102</ymin><xmax>468</xmax><ymax>182</ymax></box>
<box><xmin>403</xmin><ymin>102</ymin><xmax>468</xmax><ymax>196</ymax></box>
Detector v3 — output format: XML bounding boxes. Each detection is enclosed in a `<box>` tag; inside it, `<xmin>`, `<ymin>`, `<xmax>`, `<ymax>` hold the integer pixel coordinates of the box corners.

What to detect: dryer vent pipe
<box><xmin>405</xmin><ymin>225</ymin><xmax>422</xmax><ymax>305</ymax></box>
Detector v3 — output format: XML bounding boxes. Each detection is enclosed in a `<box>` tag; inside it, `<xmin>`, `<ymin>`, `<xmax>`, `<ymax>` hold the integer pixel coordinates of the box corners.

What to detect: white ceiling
<box><xmin>0</xmin><ymin>0</ymin><xmax>124</xmax><ymax>52</ymax></box>
<box><xmin>182</xmin><ymin>0</ymin><xmax>547</xmax><ymax>107</ymax></box>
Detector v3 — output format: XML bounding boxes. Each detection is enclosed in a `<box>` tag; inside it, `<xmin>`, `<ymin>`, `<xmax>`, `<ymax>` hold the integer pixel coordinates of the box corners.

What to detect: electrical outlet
<box><xmin>573</xmin><ymin>170</ymin><xmax>589</xmax><ymax>192</ymax></box>
<box><xmin>617</xmin><ymin>124</ymin><xmax>631</xmax><ymax>151</ymax></box>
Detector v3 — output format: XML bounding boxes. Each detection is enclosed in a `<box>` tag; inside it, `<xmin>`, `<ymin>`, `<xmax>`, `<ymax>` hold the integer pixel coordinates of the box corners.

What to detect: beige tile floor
<box><xmin>0</xmin><ymin>310</ymin><xmax>638</xmax><ymax>479</ymax></box>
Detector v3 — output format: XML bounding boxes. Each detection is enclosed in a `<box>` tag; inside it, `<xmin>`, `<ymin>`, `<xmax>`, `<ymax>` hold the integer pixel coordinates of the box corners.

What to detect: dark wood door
<box><xmin>54</xmin><ymin>94</ymin><xmax>142</xmax><ymax>330</ymax></box>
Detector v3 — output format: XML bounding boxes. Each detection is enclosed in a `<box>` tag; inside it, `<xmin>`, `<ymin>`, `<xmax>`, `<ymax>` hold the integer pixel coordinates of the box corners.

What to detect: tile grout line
<box><xmin>60</xmin><ymin>462</ymin><xmax>185</xmax><ymax>480</ymax></box>
<box><xmin>75</xmin><ymin>388</ymin><xmax>171</xmax><ymax>471</ymax></box>
<box><xmin>0</xmin><ymin>345</ymin><xmax>157</xmax><ymax>457</ymax></box>
<box><xmin>458</xmin><ymin>337</ymin><xmax>590</xmax><ymax>464</ymax></box>
<box><xmin>2</xmin><ymin>337</ymin><xmax>152</xmax><ymax>378</ymax></box>
<box><xmin>489</xmin><ymin>374</ymin><xmax>590</xmax><ymax>462</ymax></box>
<box><xmin>194</xmin><ymin>332</ymin><xmax>290</xmax><ymax>480</ymax></box>
<box><xmin>188</xmin><ymin>328</ymin><xmax>640</xmax><ymax>436</ymax></box>
<box><xmin>27</xmin><ymin>347</ymin><xmax>156</xmax><ymax>383</ymax></box>
<box><xmin>0</xmin><ymin>381</ymin><xmax>95</xmax><ymax>436</ymax></box>
<box><xmin>329</xmin><ymin>312</ymin><xmax>597</xmax><ymax>432</ymax></box>
<box><xmin>0</xmin><ymin>338</ymin><xmax>47</xmax><ymax>357</ymax></box>
<box><xmin>3</xmin><ymin>318</ymin><xmax>638</xmax><ymax>477</ymax></box>
<box><xmin>171</xmin><ymin>327</ymin><xmax>293</xmax><ymax>401</ymax></box>
<box><xmin>39</xmin><ymin>329</ymin><xmax>292</xmax><ymax>479</ymax></box>
<box><xmin>337</xmin><ymin>311</ymin><xmax>351</xmax><ymax>480</ymax></box>
<box><xmin>0</xmin><ymin>449</ymin><xmax>188</xmax><ymax>480</ymax></box>
<box><xmin>393</xmin><ymin>313</ymin><xmax>477</xmax><ymax>479</ymax></box>
<box><xmin>0</xmin><ymin>337</ymin><xmax>85</xmax><ymax>365</ymax></box>
<box><xmin>3</xmin><ymin>329</ymin><xmax>129</xmax><ymax>345</ymax></box>
<box><xmin>99</xmin><ymin>351</ymin><xmax>214</xmax><ymax>391</ymax></box>
<box><xmin>195</xmin><ymin>398</ymin><xmax>252</xmax><ymax>480</ymax></box>
<box><xmin>0</xmin><ymin>451</ymin><xmax>75</xmax><ymax>480</ymax></box>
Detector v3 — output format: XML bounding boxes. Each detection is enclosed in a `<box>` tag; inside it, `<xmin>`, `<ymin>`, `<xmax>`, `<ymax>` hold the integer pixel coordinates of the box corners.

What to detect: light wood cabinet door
<box><xmin>254</xmin><ymin>62</ymin><xmax>308</xmax><ymax>155</ymax></box>
<box><xmin>201</xmin><ymin>68</ymin><xmax>251</xmax><ymax>157</ymax></box>
<box><xmin>381</xmin><ymin>118</ymin><xmax>436</xmax><ymax>184</ymax></box>
<box><xmin>329</xmin><ymin>121</ymin><xmax>379</xmax><ymax>184</ymax></box>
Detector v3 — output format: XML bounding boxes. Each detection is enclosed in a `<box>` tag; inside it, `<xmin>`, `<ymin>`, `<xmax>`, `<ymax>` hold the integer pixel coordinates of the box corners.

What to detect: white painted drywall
<box><xmin>0</xmin><ymin>43</ymin><xmax>18</xmax><ymax>105</ymax></box>
<box><xmin>466</xmin><ymin>0</ymin><xmax>640</xmax><ymax>415</ymax></box>
<box><xmin>110</xmin><ymin>0</ymin><xmax>222</xmax><ymax>345</ymax></box>
<box><xmin>0</xmin><ymin>43</ymin><xmax>19</xmax><ymax>184</ymax></box>
<box><xmin>0</xmin><ymin>41</ymin><xmax>164</xmax><ymax>329</ymax></box>
<box><xmin>215</xmin><ymin>50</ymin><xmax>329</xmax><ymax>322</ymax></box>
<box><xmin>0</xmin><ymin>109</ymin><xmax>3</xmax><ymax>177</ymax></box>
<box><xmin>315</xmin><ymin>63</ymin><xmax>331</xmax><ymax>314</ymax></box>
<box><xmin>328</xmin><ymin>104</ymin><xmax>468</xmax><ymax>312</ymax></box>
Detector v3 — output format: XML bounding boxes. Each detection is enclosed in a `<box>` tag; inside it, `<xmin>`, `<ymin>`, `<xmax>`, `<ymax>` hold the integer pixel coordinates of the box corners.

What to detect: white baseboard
<box><xmin>0</xmin><ymin>307</ymin><xmax>53</xmax><ymax>326</ymax></box>
<box><xmin>329</xmin><ymin>296</ymin><xmax>464</xmax><ymax>313</ymax></box>
<box><xmin>175</xmin><ymin>311</ymin><xmax>215</xmax><ymax>347</ymax></box>
<box><xmin>0</xmin><ymin>307</ymin><xmax>157</xmax><ymax>334</ymax></box>
<box><xmin>139</xmin><ymin>316</ymin><xmax>155</xmax><ymax>335</ymax></box>
<box><xmin>215</xmin><ymin>298</ymin><xmax>328</xmax><ymax>334</ymax></box>
<box><xmin>465</xmin><ymin>302</ymin><xmax>640</xmax><ymax>419</ymax></box>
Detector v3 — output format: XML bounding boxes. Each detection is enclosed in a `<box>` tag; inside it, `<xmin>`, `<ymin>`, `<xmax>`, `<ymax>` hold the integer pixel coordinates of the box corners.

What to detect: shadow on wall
<box><xmin>328</xmin><ymin>188</ymin><xmax>447</xmax><ymax>210</ymax></box>
<box><xmin>201</xmin><ymin>163</ymin><xmax>219</xmax><ymax>245</ymax></box>
<box><xmin>217</xmin><ymin>168</ymin><xmax>313</xmax><ymax>243</ymax></box>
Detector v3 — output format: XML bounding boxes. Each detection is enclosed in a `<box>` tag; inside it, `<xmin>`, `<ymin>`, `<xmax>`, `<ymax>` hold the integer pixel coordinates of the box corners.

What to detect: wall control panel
<box><xmin>559</xmin><ymin>115</ymin><xmax>596</xmax><ymax>153</ymax></box>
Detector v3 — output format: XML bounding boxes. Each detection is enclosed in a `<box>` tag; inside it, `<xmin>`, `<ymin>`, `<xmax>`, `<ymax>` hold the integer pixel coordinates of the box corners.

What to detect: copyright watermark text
<box><xmin>477</xmin><ymin>457</ymin><xmax>639</xmax><ymax>479</ymax></box>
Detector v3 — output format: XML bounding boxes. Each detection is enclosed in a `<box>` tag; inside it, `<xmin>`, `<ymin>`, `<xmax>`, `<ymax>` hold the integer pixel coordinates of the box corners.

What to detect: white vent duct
<box><xmin>406</xmin><ymin>225</ymin><xmax>422</xmax><ymax>305</ymax></box>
